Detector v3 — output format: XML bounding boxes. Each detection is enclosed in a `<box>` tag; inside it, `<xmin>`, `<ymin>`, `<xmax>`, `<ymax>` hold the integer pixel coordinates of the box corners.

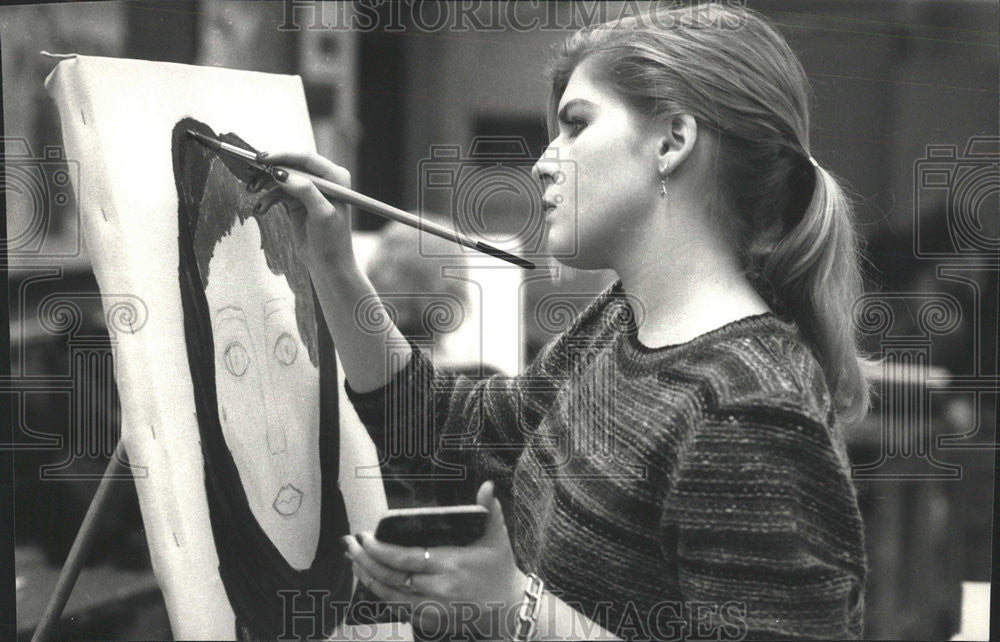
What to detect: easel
<box><xmin>31</xmin><ymin>439</ymin><xmax>128</xmax><ymax>642</ymax></box>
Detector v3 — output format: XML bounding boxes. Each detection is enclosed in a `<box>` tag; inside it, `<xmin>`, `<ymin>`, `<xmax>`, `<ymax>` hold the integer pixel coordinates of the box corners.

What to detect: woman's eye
<box><xmin>567</xmin><ymin>120</ymin><xmax>587</xmax><ymax>137</ymax></box>
<box><xmin>557</xmin><ymin>116</ymin><xmax>587</xmax><ymax>139</ymax></box>
<box><xmin>273</xmin><ymin>332</ymin><xmax>298</xmax><ymax>366</ymax></box>
<box><xmin>223</xmin><ymin>341</ymin><xmax>251</xmax><ymax>378</ymax></box>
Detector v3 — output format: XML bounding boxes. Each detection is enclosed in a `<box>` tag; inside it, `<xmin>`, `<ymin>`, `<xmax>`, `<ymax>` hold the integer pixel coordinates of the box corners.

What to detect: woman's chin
<box><xmin>544</xmin><ymin>224</ymin><xmax>607</xmax><ymax>271</ymax></box>
<box><xmin>548</xmin><ymin>239</ymin><xmax>603</xmax><ymax>271</ymax></box>
<box><xmin>544</xmin><ymin>227</ymin><xmax>572</xmax><ymax>262</ymax></box>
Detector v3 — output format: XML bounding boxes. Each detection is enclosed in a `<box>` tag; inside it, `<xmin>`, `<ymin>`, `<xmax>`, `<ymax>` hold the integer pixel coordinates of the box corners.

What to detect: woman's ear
<box><xmin>657</xmin><ymin>113</ymin><xmax>698</xmax><ymax>177</ymax></box>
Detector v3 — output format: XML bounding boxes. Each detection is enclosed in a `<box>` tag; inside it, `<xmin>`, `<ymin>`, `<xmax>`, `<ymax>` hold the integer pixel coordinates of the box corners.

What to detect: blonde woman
<box><xmin>251</xmin><ymin>3</ymin><xmax>872</xmax><ymax>639</ymax></box>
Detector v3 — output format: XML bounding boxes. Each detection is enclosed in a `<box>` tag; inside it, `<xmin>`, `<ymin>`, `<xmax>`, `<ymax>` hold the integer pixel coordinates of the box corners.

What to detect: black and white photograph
<box><xmin>1</xmin><ymin>1</ymin><xmax>997</xmax><ymax>640</ymax></box>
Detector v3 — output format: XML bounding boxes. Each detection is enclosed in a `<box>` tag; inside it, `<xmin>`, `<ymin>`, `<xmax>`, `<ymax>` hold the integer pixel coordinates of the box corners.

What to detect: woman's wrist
<box><xmin>508</xmin><ymin>567</ymin><xmax>530</xmax><ymax>603</ymax></box>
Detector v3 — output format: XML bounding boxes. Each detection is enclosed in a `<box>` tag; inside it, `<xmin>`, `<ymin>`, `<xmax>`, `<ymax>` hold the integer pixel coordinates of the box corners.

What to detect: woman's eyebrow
<box><xmin>557</xmin><ymin>98</ymin><xmax>596</xmax><ymax>122</ymax></box>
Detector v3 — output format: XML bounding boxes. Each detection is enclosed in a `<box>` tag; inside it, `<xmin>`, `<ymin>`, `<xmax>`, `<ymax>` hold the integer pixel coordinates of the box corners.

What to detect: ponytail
<box><xmin>762</xmin><ymin>162</ymin><xmax>876</xmax><ymax>429</ymax></box>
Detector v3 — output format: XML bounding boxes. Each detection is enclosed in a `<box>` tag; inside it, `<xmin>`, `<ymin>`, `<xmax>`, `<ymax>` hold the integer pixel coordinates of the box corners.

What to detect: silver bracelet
<box><xmin>512</xmin><ymin>573</ymin><xmax>544</xmax><ymax>642</ymax></box>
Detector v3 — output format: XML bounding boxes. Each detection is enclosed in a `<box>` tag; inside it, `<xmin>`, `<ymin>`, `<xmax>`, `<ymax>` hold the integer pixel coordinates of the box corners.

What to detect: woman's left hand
<box><xmin>343</xmin><ymin>480</ymin><xmax>527</xmax><ymax>637</ymax></box>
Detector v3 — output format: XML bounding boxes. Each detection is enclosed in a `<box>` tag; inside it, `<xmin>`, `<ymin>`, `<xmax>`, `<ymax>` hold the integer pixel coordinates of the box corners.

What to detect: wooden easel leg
<box><xmin>31</xmin><ymin>440</ymin><xmax>129</xmax><ymax>642</ymax></box>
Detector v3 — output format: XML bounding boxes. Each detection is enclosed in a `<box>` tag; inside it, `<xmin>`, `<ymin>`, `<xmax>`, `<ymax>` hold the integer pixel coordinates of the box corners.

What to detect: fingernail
<box><xmin>256</xmin><ymin>151</ymin><xmax>269</xmax><ymax>162</ymax></box>
<box><xmin>344</xmin><ymin>551</ymin><xmax>353</xmax><ymax>561</ymax></box>
<box><xmin>271</xmin><ymin>168</ymin><xmax>288</xmax><ymax>183</ymax></box>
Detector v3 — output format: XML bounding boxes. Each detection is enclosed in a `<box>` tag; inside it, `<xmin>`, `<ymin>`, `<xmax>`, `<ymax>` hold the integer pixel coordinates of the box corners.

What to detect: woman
<box><xmin>250</xmin><ymin>3</ymin><xmax>871</xmax><ymax>639</ymax></box>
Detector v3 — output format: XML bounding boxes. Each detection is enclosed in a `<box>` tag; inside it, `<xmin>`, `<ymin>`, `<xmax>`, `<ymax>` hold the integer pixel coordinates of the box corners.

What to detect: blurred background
<box><xmin>2</xmin><ymin>1</ymin><xmax>996</xmax><ymax>639</ymax></box>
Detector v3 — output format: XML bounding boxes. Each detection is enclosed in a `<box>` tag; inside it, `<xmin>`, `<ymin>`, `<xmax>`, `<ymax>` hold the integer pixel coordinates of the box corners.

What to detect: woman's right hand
<box><xmin>249</xmin><ymin>151</ymin><xmax>412</xmax><ymax>395</ymax></box>
<box><xmin>248</xmin><ymin>150</ymin><xmax>355</xmax><ymax>272</ymax></box>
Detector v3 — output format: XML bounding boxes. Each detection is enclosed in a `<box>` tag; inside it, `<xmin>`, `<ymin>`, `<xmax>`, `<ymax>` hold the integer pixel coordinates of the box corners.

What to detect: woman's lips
<box><xmin>543</xmin><ymin>195</ymin><xmax>562</xmax><ymax>218</ymax></box>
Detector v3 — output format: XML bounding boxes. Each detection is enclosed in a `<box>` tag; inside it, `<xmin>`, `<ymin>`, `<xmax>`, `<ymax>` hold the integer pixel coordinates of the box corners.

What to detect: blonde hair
<box><xmin>546</xmin><ymin>3</ymin><xmax>877</xmax><ymax>429</ymax></box>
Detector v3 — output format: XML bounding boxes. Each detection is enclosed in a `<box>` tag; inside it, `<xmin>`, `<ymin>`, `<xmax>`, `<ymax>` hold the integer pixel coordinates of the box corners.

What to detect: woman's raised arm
<box><xmin>250</xmin><ymin>149</ymin><xmax>412</xmax><ymax>393</ymax></box>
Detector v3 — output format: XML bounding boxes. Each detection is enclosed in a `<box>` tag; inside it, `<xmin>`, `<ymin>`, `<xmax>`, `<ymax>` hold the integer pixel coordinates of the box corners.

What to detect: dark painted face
<box><xmin>174</xmin><ymin>118</ymin><xmax>352</xmax><ymax>641</ymax></box>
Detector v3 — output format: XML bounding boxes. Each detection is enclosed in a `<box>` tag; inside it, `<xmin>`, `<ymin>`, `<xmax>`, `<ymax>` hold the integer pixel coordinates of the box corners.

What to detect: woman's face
<box><xmin>533</xmin><ymin>58</ymin><xmax>662</xmax><ymax>270</ymax></box>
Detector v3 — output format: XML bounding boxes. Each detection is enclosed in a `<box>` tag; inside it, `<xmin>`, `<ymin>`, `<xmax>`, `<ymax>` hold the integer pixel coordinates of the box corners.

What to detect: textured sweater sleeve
<box><xmin>343</xmin><ymin>345</ymin><xmax>552</xmax><ymax>503</ymax></box>
<box><xmin>661</xmin><ymin>407</ymin><xmax>867</xmax><ymax>640</ymax></box>
<box><xmin>343</xmin><ymin>291</ymin><xmax>613</xmax><ymax>505</ymax></box>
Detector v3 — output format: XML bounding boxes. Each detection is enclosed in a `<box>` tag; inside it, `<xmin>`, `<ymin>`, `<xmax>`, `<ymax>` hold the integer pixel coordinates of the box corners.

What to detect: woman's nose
<box><xmin>532</xmin><ymin>148</ymin><xmax>562</xmax><ymax>184</ymax></box>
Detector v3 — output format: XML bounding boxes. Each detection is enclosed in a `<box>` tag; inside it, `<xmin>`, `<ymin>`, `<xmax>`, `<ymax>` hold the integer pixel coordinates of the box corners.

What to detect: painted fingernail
<box><xmin>271</xmin><ymin>168</ymin><xmax>288</xmax><ymax>182</ymax></box>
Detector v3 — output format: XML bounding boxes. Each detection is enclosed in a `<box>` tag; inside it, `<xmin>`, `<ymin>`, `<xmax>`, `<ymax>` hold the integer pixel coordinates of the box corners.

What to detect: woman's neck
<box><xmin>614</xmin><ymin>231</ymin><xmax>772</xmax><ymax>349</ymax></box>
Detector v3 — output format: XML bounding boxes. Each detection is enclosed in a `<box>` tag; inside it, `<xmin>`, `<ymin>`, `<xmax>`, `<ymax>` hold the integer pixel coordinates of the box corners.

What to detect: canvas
<box><xmin>45</xmin><ymin>54</ymin><xmax>390</xmax><ymax>640</ymax></box>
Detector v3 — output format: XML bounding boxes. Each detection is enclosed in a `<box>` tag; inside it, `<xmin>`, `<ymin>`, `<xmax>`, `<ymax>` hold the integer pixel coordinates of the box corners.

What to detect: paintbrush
<box><xmin>186</xmin><ymin>129</ymin><xmax>535</xmax><ymax>270</ymax></box>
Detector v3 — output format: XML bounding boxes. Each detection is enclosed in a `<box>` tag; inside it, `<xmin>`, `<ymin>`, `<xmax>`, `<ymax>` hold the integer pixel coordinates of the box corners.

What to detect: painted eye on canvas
<box><xmin>273</xmin><ymin>332</ymin><xmax>298</xmax><ymax>366</ymax></box>
<box><xmin>223</xmin><ymin>341</ymin><xmax>251</xmax><ymax>378</ymax></box>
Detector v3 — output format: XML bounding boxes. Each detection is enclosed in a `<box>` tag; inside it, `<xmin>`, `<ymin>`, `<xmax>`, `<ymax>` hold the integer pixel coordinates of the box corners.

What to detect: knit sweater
<box><xmin>345</xmin><ymin>280</ymin><xmax>867</xmax><ymax>641</ymax></box>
